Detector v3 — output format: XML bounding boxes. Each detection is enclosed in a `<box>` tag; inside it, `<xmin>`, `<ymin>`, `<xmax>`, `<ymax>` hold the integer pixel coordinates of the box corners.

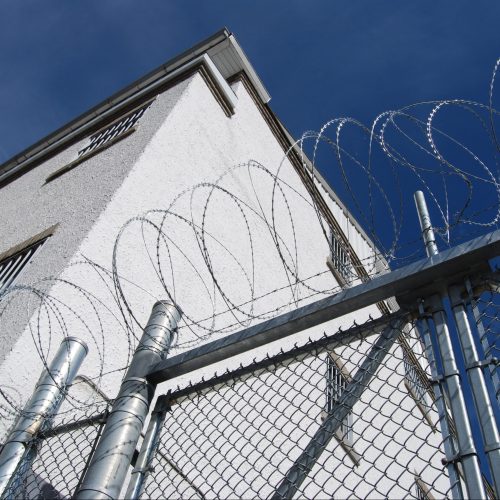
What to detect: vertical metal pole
<box><xmin>417</xmin><ymin>305</ymin><xmax>463</xmax><ymax>500</ymax></box>
<box><xmin>449</xmin><ymin>284</ymin><xmax>500</xmax><ymax>497</ymax></box>
<box><xmin>0</xmin><ymin>337</ymin><xmax>88</xmax><ymax>497</ymax></box>
<box><xmin>76</xmin><ymin>301</ymin><xmax>181</xmax><ymax>500</ymax></box>
<box><xmin>468</xmin><ymin>289</ymin><xmax>500</xmax><ymax>405</ymax></box>
<box><xmin>414</xmin><ymin>191</ymin><xmax>485</xmax><ymax>498</ymax></box>
<box><xmin>428</xmin><ymin>296</ymin><xmax>486</xmax><ymax>499</ymax></box>
<box><xmin>125</xmin><ymin>394</ymin><xmax>170</xmax><ymax>499</ymax></box>
<box><xmin>414</xmin><ymin>190</ymin><xmax>439</xmax><ymax>257</ymax></box>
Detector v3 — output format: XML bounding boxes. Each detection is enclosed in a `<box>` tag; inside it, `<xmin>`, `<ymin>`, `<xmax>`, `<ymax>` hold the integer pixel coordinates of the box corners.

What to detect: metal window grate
<box><xmin>325</xmin><ymin>355</ymin><xmax>353</xmax><ymax>444</ymax></box>
<box><xmin>403</xmin><ymin>349</ymin><xmax>431</xmax><ymax>412</ymax></box>
<box><xmin>0</xmin><ymin>239</ymin><xmax>47</xmax><ymax>296</ymax></box>
<box><xmin>414</xmin><ymin>479</ymin><xmax>430</xmax><ymax>500</ymax></box>
<box><xmin>78</xmin><ymin>103</ymin><xmax>151</xmax><ymax>158</ymax></box>
<box><xmin>330</xmin><ymin>233</ymin><xmax>353</xmax><ymax>284</ymax></box>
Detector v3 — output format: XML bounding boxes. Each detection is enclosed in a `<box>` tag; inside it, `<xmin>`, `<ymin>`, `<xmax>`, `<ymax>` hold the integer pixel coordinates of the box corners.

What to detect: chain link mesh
<box><xmin>3</xmin><ymin>401</ymin><xmax>109</xmax><ymax>499</ymax></box>
<box><xmin>142</xmin><ymin>315</ymin><xmax>451</xmax><ymax>499</ymax></box>
<box><xmin>3</xmin><ymin>289</ymin><xmax>498</xmax><ymax>499</ymax></box>
<box><xmin>474</xmin><ymin>288</ymin><xmax>500</xmax><ymax>401</ymax></box>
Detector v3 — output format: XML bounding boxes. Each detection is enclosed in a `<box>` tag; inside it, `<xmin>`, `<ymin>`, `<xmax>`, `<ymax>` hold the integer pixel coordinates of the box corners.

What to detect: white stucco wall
<box><xmin>0</xmin><ymin>76</ymin><xmax>193</xmax><ymax>364</ymax></box>
<box><xmin>0</xmin><ymin>69</ymin><xmax>445</xmax><ymax>497</ymax></box>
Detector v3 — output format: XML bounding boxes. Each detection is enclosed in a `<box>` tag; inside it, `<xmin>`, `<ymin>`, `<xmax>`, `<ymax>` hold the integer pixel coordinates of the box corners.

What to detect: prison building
<box><xmin>0</xmin><ymin>29</ymin><xmax>447</xmax><ymax>498</ymax></box>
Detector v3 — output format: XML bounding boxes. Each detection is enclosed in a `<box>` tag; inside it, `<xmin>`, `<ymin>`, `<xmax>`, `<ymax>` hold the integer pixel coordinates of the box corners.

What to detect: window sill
<box><xmin>326</xmin><ymin>256</ymin><xmax>350</xmax><ymax>288</ymax></box>
<box><xmin>404</xmin><ymin>380</ymin><xmax>438</xmax><ymax>433</ymax></box>
<box><xmin>45</xmin><ymin>127</ymin><xmax>136</xmax><ymax>183</ymax></box>
<box><xmin>320</xmin><ymin>410</ymin><xmax>361</xmax><ymax>466</ymax></box>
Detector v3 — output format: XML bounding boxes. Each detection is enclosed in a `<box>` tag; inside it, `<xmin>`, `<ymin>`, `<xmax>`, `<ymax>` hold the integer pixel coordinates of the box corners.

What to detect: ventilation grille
<box><xmin>0</xmin><ymin>238</ymin><xmax>47</xmax><ymax>296</ymax></box>
<box><xmin>78</xmin><ymin>103</ymin><xmax>151</xmax><ymax>158</ymax></box>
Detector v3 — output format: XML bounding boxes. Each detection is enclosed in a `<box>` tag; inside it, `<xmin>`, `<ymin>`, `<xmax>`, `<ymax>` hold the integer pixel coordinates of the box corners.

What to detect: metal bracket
<box><xmin>484</xmin><ymin>443</ymin><xmax>500</xmax><ymax>453</ymax></box>
<box><xmin>131</xmin><ymin>465</ymin><xmax>155</xmax><ymax>474</ymax></box>
<box><xmin>430</xmin><ymin>374</ymin><xmax>445</xmax><ymax>383</ymax></box>
<box><xmin>441</xmin><ymin>448</ymin><xmax>478</xmax><ymax>466</ymax></box>
<box><xmin>466</xmin><ymin>358</ymin><xmax>499</xmax><ymax>370</ymax></box>
<box><xmin>153</xmin><ymin>394</ymin><xmax>172</xmax><ymax>414</ymax></box>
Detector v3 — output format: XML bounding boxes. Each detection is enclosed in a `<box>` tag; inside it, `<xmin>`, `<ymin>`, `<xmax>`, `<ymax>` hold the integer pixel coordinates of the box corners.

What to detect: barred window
<box><xmin>0</xmin><ymin>238</ymin><xmax>47</xmax><ymax>296</ymax></box>
<box><xmin>403</xmin><ymin>350</ymin><xmax>431</xmax><ymax>413</ymax></box>
<box><xmin>330</xmin><ymin>233</ymin><xmax>353</xmax><ymax>285</ymax></box>
<box><xmin>326</xmin><ymin>355</ymin><xmax>353</xmax><ymax>444</ymax></box>
<box><xmin>78</xmin><ymin>102</ymin><xmax>151</xmax><ymax>158</ymax></box>
<box><xmin>413</xmin><ymin>477</ymin><xmax>433</xmax><ymax>500</ymax></box>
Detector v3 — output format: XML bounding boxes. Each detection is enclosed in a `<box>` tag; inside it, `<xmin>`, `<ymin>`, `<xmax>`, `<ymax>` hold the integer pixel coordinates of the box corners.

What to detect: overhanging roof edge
<box><xmin>0</xmin><ymin>28</ymin><xmax>269</xmax><ymax>183</ymax></box>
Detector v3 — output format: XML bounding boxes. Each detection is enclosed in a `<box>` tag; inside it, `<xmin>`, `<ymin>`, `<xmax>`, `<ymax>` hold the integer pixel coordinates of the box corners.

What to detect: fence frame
<box><xmin>147</xmin><ymin>228</ymin><xmax>500</xmax><ymax>383</ymax></box>
<box><xmin>5</xmin><ymin>228</ymin><xmax>500</xmax><ymax>499</ymax></box>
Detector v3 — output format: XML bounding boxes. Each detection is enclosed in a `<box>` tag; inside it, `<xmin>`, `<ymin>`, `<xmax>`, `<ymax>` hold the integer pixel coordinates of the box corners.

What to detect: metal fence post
<box><xmin>417</xmin><ymin>303</ymin><xmax>463</xmax><ymax>499</ymax></box>
<box><xmin>76</xmin><ymin>301</ymin><xmax>181</xmax><ymax>500</ymax></box>
<box><xmin>427</xmin><ymin>295</ymin><xmax>486</xmax><ymax>499</ymax></box>
<box><xmin>0</xmin><ymin>337</ymin><xmax>88</xmax><ymax>497</ymax></box>
<box><xmin>468</xmin><ymin>284</ymin><xmax>500</xmax><ymax>405</ymax></box>
<box><xmin>449</xmin><ymin>284</ymin><xmax>500</xmax><ymax>497</ymax></box>
<box><xmin>125</xmin><ymin>394</ymin><xmax>171</xmax><ymax>499</ymax></box>
<box><xmin>414</xmin><ymin>191</ymin><xmax>486</xmax><ymax>498</ymax></box>
<box><xmin>414</xmin><ymin>190</ymin><xmax>439</xmax><ymax>257</ymax></box>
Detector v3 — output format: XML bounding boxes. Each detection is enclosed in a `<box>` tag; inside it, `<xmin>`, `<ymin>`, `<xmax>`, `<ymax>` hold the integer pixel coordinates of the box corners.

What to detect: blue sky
<box><xmin>1</xmin><ymin>1</ymin><xmax>499</xmax><ymax>256</ymax></box>
<box><xmin>1</xmin><ymin>1</ymin><xmax>498</xmax><ymax>161</ymax></box>
<box><xmin>1</xmin><ymin>2</ymin><xmax>499</xmax><ymax>480</ymax></box>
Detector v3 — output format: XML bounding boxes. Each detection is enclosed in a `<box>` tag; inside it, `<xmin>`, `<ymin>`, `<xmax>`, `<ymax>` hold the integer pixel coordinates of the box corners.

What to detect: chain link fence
<box><xmin>142</xmin><ymin>314</ymin><xmax>451</xmax><ymax>499</ymax></box>
<box><xmin>2</xmin><ymin>291</ymin><xmax>498</xmax><ymax>498</ymax></box>
<box><xmin>474</xmin><ymin>288</ymin><xmax>500</xmax><ymax>403</ymax></box>
<box><xmin>1</xmin><ymin>401</ymin><xmax>109</xmax><ymax>499</ymax></box>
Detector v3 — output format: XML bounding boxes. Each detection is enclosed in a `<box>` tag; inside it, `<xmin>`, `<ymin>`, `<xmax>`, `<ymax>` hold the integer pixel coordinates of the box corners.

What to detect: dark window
<box><xmin>326</xmin><ymin>355</ymin><xmax>353</xmax><ymax>444</ymax></box>
<box><xmin>78</xmin><ymin>102</ymin><xmax>151</xmax><ymax>158</ymax></box>
<box><xmin>330</xmin><ymin>233</ymin><xmax>353</xmax><ymax>285</ymax></box>
<box><xmin>0</xmin><ymin>239</ymin><xmax>47</xmax><ymax>296</ymax></box>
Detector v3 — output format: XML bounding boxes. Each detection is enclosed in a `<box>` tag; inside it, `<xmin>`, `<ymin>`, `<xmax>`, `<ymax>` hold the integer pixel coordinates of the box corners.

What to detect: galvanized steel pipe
<box><xmin>417</xmin><ymin>305</ymin><xmax>463</xmax><ymax>499</ymax></box>
<box><xmin>76</xmin><ymin>301</ymin><xmax>181</xmax><ymax>500</ymax></box>
<box><xmin>449</xmin><ymin>285</ymin><xmax>500</xmax><ymax>498</ymax></box>
<box><xmin>0</xmin><ymin>337</ymin><xmax>88</xmax><ymax>497</ymax></box>
<box><xmin>414</xmin><ymin>190</ymin><xmax>439</xmax><ymax>257</ymax></box>
<box><xmin>429</xmin><ymin>296</ymin><xmax>486</xmax><ymax>499</ymax></box>
<box><xmin>125</xmin><ymin>394</ymin><xmax>170</xmax><ymax>499</ymax></box>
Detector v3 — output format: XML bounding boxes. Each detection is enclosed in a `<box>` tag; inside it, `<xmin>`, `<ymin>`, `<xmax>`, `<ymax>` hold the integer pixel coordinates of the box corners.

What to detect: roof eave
<box><xmin>0</xmin><ymin>28</ymin><xmax>270</xmax><ymax>183</ymax></box>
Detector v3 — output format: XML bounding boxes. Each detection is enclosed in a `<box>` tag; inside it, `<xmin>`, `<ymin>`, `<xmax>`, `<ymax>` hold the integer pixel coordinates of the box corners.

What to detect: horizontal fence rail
<box><xmin>141</xmin><ymin>315</ymin><xmax>452</xmax><ymax>499</ymax></box>
<box><xmin>147</xmin><ymin>228</ymin><xmax>500</xmax><ymax>384</ymax></box>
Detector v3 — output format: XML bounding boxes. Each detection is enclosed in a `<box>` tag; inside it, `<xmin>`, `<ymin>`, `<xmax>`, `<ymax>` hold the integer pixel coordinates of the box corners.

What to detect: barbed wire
<box><xmin>0</xmin><ymin>56</ymin><xmax>499</xmax><ymax>445</ymax></box>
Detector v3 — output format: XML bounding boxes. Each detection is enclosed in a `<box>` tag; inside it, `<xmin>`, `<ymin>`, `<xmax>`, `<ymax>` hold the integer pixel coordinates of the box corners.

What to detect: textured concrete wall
<box><xmin>0</xmin><ymin>69</ymin><xmax>444</xmax><ymax>496</ymax></box>
<box><xmin>0</xmin><ymin>69</ymin><xmax>382</xmax><ymax>410</ymax></box>
<box><xmin>0</xmin><ymin>77</ymin><xmax>193</xmax><ymax>363</ymax></box>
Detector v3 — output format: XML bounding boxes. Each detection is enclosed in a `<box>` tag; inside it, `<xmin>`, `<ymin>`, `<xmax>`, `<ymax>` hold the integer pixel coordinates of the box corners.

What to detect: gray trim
<box><xmin>0</xmin><ymin>224</ymin><xmax>58</xmax><ymax>263</ymax></box>
<box><xmin>0</xmin><ymin>29</ymin><xmax>265</xmax><ymax>185</ymax></box>
<box><xmin>0</xmin><ymin>52</ymin><xmax>235</xmax><ymax>185</ymax></box>
<box><xmin>45</xmin><ymin>127</ymin><xmax>137</xmax><ymax>182</ymax></box>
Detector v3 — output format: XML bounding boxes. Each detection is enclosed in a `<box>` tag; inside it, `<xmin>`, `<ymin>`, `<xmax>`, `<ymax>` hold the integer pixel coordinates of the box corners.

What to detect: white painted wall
<box><xmin>0</xmin><ymin>69</ymin><xmax>446</xmax><ymax>497</ymax></box>
<box><xmin>0</xmin><ymin>76</ymin><xmax>193</xmax><ymax>364</ymax></box>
